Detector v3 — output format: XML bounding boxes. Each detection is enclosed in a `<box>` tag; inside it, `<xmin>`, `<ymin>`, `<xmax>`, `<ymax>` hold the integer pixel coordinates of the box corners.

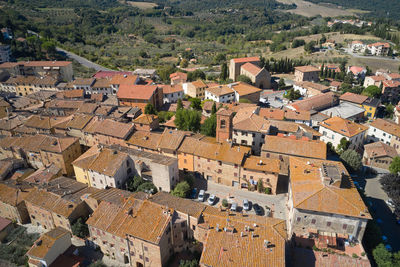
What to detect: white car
<box><xmin>230</xmin><ymin>202</ymin><xmax>238</xmax><ymax>211</ymax></box>
<box><xmin>243</xmin><ymin>199</ymin><xmax>250</xmax><ymax>211</ymax></box>
<box><xmin>208</xmin><ymin>194</ymin><xmax>216</xmax><ymax>205</ymax></box>
<box><xmin>197</xmin><ymin>190</ymin><xmax>205</xmax><ymax>202</ymax></box>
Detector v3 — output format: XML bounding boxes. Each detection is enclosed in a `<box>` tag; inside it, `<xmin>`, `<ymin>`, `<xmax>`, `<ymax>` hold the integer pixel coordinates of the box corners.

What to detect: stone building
<box><xmin>0</xmin><ymin>180</ymin><xmax>33</xmax><ymax>224</ymax></box>
<box><xmin>363</xmin><ymin>142</ymin><xmax>398</xmax><ymax>170</ymax></box>
<box><xmin>294</xmin><ymin>66</ymin><xmax>320</xmax><ymax>82</ymax></box>
<box><xmin>287</xmin><ymin>157</ymin><xmax>371</xmax><ymax>243</ymax></box>
<box><xmin>229</xmin><ymin>56</ymin><xmax>261</xmax><ymax>81</ymax></box>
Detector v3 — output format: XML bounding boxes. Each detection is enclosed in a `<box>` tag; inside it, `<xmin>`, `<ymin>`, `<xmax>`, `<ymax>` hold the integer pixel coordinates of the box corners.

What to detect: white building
<box><xmin>162</xmin><ymin>84</ymin><xmax>184</xmax><ymax>104</ymax></box>
<box><xmin>205</xmin><ymin>85</ymin><xmax>235</xmax><ymax>103</ymax></box>
<box><xmin>367</xmin><ymin>118</ymin><xmax>400</xmax><ymax>146</ymax></box>
<box><xmin>367</xmin><ymin>42</ymin><xmax>390</xmax><ymax>56</ymax></box>
<box><xmin>319</xmin><ymin>116</ymin><xmax>368</xmax><ymax>149</ymax></box>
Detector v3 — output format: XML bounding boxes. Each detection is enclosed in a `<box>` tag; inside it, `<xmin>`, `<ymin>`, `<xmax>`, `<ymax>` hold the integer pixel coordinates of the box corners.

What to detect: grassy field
<box><xmin>125</xmin><ymin>1</ymin><xmax>158</xmax><ymax>9</ymax></box>
<box><xmin>276</xmin><ymin>0</ymin><xmax>356</xmax><ymax>17</ymax></box>
<box><xmin>349</xmin><ymin>57</ymin><xmax>399</xmax><ymax>72</ymax></box>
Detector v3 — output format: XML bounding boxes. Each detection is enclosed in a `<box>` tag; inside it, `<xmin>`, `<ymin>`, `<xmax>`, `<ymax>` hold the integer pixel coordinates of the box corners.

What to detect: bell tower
<box><xmin>216</xmin><ymin>109</ymin><xmax>234</xmax><ymax>143</ymax></box>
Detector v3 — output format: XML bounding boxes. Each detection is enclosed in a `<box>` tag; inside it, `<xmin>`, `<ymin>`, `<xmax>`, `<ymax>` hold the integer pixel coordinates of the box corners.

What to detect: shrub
<box><xmin>171</xmin><ymin>181</ymin><xmax>191</xmax><ymax>198</ymax></box>
<box><xmin>222</xmin><ymin>199</ymin><xmax>228</xmax><ymax>207</ymax></box>
<box><xmin>352</xmin><ymin>253</ymin><xmax>359</xmax><ymax>258</ymax></box>
<box><xmin>265</xmin><ymin>187</ymin><xmax>271</xmax><ymax>194</ymax></box>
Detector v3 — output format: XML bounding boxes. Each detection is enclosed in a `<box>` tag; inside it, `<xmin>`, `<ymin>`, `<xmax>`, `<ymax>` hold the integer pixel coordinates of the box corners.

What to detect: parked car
<box><xmin>253</xmin><ymin>204</ymin><xmax>262</xmax><ymax>216</ymax></box>
<box><xmin>243</xmin><ymin>199</ymin><xmax>250</xmax><ymax>211</ymax></box>
<box><xmin>230</xmin><ymin>202</ymin><xmax>238</xmax><ymax>212</ymax></box>
<box><xmin>198</xmin><ymin>190</ymin><xmax>205</xmax><ymax>202</ymax></box>
<box><xmin>190</xmin><ymin>188</ymin><xmax>197</xmax><ymax>199</ymax></box>
<box><xmin>208</xmin><ymin>194</ymin><xmax>216</xmax><ymax>205</ymax></box>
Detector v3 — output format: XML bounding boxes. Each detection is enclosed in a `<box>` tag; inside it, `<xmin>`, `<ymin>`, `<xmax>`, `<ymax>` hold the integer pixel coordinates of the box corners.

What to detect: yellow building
<box><xmin>362</xmin><ymin>98</ymin><xmax>380</xmax><ymax>119</ymax></box>
<box><xmin>72</xmin><ymin>146</ymin><xmax>101</xmax><ymax>186</ymax></box>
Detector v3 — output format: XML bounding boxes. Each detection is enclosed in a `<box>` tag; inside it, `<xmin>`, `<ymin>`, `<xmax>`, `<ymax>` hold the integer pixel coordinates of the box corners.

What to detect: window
<box><xmin>218</xmin><ymin>161</ymin><xmax>222</xmax><ymax>166</ymax></box>
<box><xmin>234</xmin><ymin>173</ymin><xmax>237</xmax><ymax>177</ymax></box>
<box><xmin>311</xmin><ymin>219</ymin><xmax>316</xmax><ymax>224</ymax></box>
<box><xmin>144</xmin><ymin>246</ymin><xmax>148</xmax><ymax>251</ymax></box>
<box><xmin>234</xmin><ymin>164</ymin><xmax>238</xmax><ymax>168</ymax></box>
<box><xmin>220</xmin><ymin>120</ymin><xmax>226</xmax><ymax>128</ymax></box>
<box><xmin>327</xmin><ymin>222</ymin><xmax>331</xmax><ymax>227</ymax></box>
<box><xmin>252</xmin><ymin>133</ymin><xmax>255</xmax><ymax>137</ymax></box>
<box><xmin>184</xmin><ymin>159</ymin><xmax>187</xmax><ymax>164</ymax></box>
<box><xmin>343</xmin><ymin>224</ymin><xmax>347</xmax><ymax>230</ymax></box>
<box><xmin>181</xmin><ymin>222</ymin><xmax>186</xmax><ymax>227</ymax></box>
<box><xmin>296</xmin><ymin>217</ymin><xmax>301</xmax><ymax>222</ymax></box>
<box><xmin>145</xmin><ymin>257</ymin><xmax>149</xmax><ymax>262</ymax></box>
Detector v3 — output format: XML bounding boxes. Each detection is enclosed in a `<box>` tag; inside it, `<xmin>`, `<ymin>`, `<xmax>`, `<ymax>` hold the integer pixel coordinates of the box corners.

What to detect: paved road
<box><xmin>193</xmin><ymin>178</ymin><xmax>288</xmax><ymax>220</ymax></box>
<box><xmin>355</xmin><ymin>169</ymin><xmax>400</xmax><ymax>251</ymax></box>
<box><xmin>56</xmin><ymin>47</ymin><xmax>112</xmax><ymax>71</ymax></box>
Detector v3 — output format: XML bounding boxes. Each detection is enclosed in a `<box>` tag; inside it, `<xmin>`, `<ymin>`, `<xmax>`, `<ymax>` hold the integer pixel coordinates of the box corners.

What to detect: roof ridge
<box><xmin>294</xmin><ymin>186</ymin><xmax>325</xmax><ymax>208</ymax></box>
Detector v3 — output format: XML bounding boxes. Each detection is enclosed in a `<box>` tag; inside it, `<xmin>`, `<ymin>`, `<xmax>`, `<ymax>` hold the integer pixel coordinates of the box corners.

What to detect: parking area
<box><xmin>192</xmin><ymin>177</ymin><xmax>288</xmax><ymax>220</ymax></box>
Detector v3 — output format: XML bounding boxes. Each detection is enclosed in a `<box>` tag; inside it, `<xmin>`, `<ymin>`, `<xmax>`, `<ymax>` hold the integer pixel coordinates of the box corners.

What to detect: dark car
<box><xmin>253</xmin><ymin>204</ymin><xmax>262</xmax><ymax>216</ymax></box>
<box><xmin>190</xmin><ymin>188</ymin><xmax>197</xmax><ymax>199</ymax></box>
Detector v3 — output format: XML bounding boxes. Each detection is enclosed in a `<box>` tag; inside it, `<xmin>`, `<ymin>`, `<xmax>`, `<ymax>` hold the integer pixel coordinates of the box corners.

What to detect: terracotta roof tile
<box><xmin>241</xmin><ymin>62</ymin><xmax>262</xmax><ymax>76</ymax></box>
<box><xmin>161</xmin><ymin>84</ymin><xmax>183</xmax><ymax>94</ymax></box>
<box><xmin>230</xmin><ymin>82</ymin><xmax>262</xmax><ymax>96</ymax></box>
<box><xmin>157</xmin><ymin>129</ymin><xmax>187</xmax><ymax>152</ymax></box>
<box><xmin>259</xmin><ymin>108</ymin><xmax>285</xmax><ymax>120</ymax></box>
<box><xmin>27</xmin><ymin>227</ymin><xmax>70</xmax><ymax>260</ymax></box>
<box><xmin>369</xmin><ymin>118</ymin><xmax>400</xmax><ymax>137</ymax></box>
<box><xmin>126</xmin><ymin>131</ymin><xmax>162</xmax><ymax>150</ymax></box>
<box><xmin>262</xmin><ymin>135</ymin><xmax>326</xmax><ymax>159</ymax></box>
<box><xmin>320</xmin><ymin>117</ymin><xmax>368</xmax><ymax>137</ymax></box>
<box><xmin>243</xmin><ymin>156</ymin><xmax>280</xmax><ymax>173</ymax></box>
<box><xmin>232</xmin><ymin>56</ymin><xmax>260</xmax><ymax>63</ymax></box>
<box><xmin>295</xmin><ymin>66</ymin><xmax>319</xmax><ymax>73</ymax></box>
<box><xmin>149</xmin><ymin>192</ymin><xmax>205</xmax><ymax>218</ymax></box>
<box><xmin>117</xmin><ymin>84</ymin><xmax>158</xmax><ymax>100</ymax></box>
<box><xmin>88</xmin><ymin>148</ymin><xmax>129</xmax><ymax>177</ymax></box>
<box><xmin>133</xmin><ymin>114</ymin><xmax>158</xmax><ymax>125</ymax></box>
<box><xmin>110</xmin><ymin>74</ymin><xmax>138</xmax><ymax>85</ymax></box>
<box><xmin>290</xmin><ymin>92</ymin><xmax>336</xmax><ymax>111</ymax></box>
<box><xmin>364</xmin><ymin>141</ymin><xmax>397</xmax><ymax>159</ymax></box>
<box><xmin>340</xmin><ymin>92</ymin><xmax>368</xmax><ymax>105</ymax></box>
<box><xmin>206</xmin><ymin>85</ymin><xmax>234</xmax><ymax>96</ymax></box>
<box><xmin>289</xmin><ymin>157</ymin><xmax>371</xmax><ymax>219</ymax></box>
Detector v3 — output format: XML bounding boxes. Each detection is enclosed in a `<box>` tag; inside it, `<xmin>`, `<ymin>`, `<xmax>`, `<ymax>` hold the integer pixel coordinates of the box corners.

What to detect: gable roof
<box><xmin>126</xmin><ymin>131</ymin><xmax>162</xmax><ymax>150</ymax></box>
<box><xmin>262</xmin><ymin>136</ymin><xmax>326</xmax><ymax>159</ymax></box>
<box><xmin>231</xmin><ymin>56</ymin><xmax>260</xmax><ymax>63</ymax></box>
<box><xmin>206</xmin><ymin>85</ymin><xmax>234</xmax><ymax>97</ymax></box>
<box><xmin>320</xmin><ymin>117</ymin><xmax>368</xmax><ymax>137</ymax></box>
<box><xmin>157</xmin><ymin>129</ymin><xmax>187</xmax><ymax>152</ymax></box>
<box><xmin>234</xmin><ymin>113</ymin><xmax>270</xmax><ymax>132</ymax></box>
<box><xmin>364</xmin><ymin>141</ymin><xmax>397</xmax><ymax>159</ymax></box>
<box><xmin>149</xmin><ymin>192</ymin><xmax>205</xmax><ymax>218</ymax></box>
<box><xmin>230</xmin><ymin>82</ymin><xmax>262</xmax><ymax>96</ymax></box>
<box><xmin>161</xmin><ymin>84</ymin><xmax>183</xmax><ymax>94</ymax></box>
<box><xmin>88</xmin><ymin>148</ymin><xmax>129</xmax><ymax>177</ymax></box>
<box><xmin>369</xmin><ymin>118</ymin><xmax>400</xmax><ymax>137</ymax></box>
<box><xmin>133</xmin><ymin>114</ymin><xmax>158</xmax><ymax>125</ymax></box>
<box><xmin>289</xmin><ymin>157</ymin><xmax>370</xmax><ymax>219</ymax></box>
<box><xmin>241</xmin><ymin>62</ymin><xmax>262</xmax><ymax>76</ymax></box>
<box><xmin>26</xmin><ymin>227</ymin><xmax>70</xmax><ymax>260</ymax></box>
<box><xmin>295</xmin><ymin>66</ymin><xmax>319</xmax><ymax>73</ymax></box>
<box><xmin>290</xmin><ymin>92</ymin><xmax>336</xmax><ymax>111</ymax></box>
<box><xmin>86</xmin><ymin>196</ymin><xmax>172</xmax><ymax>244</ymax></box>
<box><xmin>242</xmin><ymin>156</ymin><xmax>280</xmax><ymax>173</ymax></box>
<box><xmin>84</xmin><ymin>118</ymin><xmax>134</xmax><ymax>139</ymax></box>
<box><xmin>340</xmin><ymin>92</ymin><xmax>368</xmax><ymax>105</ymax></box>
<box><xmin>117</xmin><ymin>84</ymin><xmax>158</xmax><ymax>100</ymax></box>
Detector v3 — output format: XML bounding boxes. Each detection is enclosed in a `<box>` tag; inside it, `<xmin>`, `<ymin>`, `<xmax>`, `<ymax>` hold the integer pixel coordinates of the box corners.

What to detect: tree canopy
<box><xmin>340</xmin><ymin>149</ymin><xmax>362</xmax><ymax>173</ymax></box>
<box><xmin>144</xmin><ymin>103</ymin><xmax>157</xmax><ymax>115</ymax></box>
<box><xmin>71</xmin><ymin>217</ymin><xmax>89</xmax><ymax>238</ymax></box>
<box><xmin>171</xmin><ymin>181</ymin><xmax>191</xmax><ymax>198</ymax></box>
<box><xmin>174</xmin><ymin>109</ymin><xmax>201</xmax><ymax>132</ymax></box>
<box><xmin>201</xmin><ymin>114</ymin><xmax>217</xmax><ymax>137</ymax></box>
<box><xmin>283</xmin><ymin>88</ymin><xmax>301</xmax><ymax>101</ymax></box>
<box><xmin>389</xmin><ymin>156</ymin><xmax>400</xmax><ymax>174</ymax></box>
<box><xmin>236</xmin><ymin>75</ymin><xmax>252</xmax><ymax>84</ymax></box>
<box><xmin>362</xmin><ymin>85</ymin><xmax>381</xmax><ymax>98</ymax></box>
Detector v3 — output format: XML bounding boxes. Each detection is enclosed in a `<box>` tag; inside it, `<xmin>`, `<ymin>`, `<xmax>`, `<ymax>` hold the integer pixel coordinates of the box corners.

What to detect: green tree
<box><xmin>257</xmin><ymin>179</ymin><xmax>264</xmax><ymax>193</ymax></box>
<box><xmin>340</xmin><ymin>149</ymin><xmax>362</xmax><ymax>173</ymax></box>
<box><xmin>187</xmin><ymin>70</ymin><xmax>205</xmax><ymax>81</ymax></box>
<box><xmin>179</xmin><ymin>259</ymin><xmax>199</xmax><ymax>267</ymax></box>
<box><xmin>171</xmin><ymin>181</ymin><xmax>191</xmax><ymax>198</ymax></box>
<box><xmin>180</xmin><ymin>58</ymin><xmax>189</xmax><ymax>68</ymax></box>
<box><xmin>222</xmin><ymin>199</ymin><xmax>228</xmax><ymax>207</ymax></box>
<box><xmin>157</xmin><ymin>66</ymin><xmax>176</xmax><ymax>83</ymax></box>
<box><xmin>385</xmin><ymin>104</ymin><xmax>394</xmax><ymax>119</ymax></box>
<box><xmin>144</xmin><ymin>103</ymin><xmax>157</xmax><ymax>115</ymax></box>
<box><xmin>304</xmin><ymin>41</ymin><xmax>316</xmax><ymax>53</ymax></box>
<box><xmin>320</xmin><ymin>63</ymin><xmax>325</xmax><ymax>78</ymax></box>
<box><xmin>362</xmin><ymin>85</ymin><xmax>381</xmax><ymax>98</ymax></box>
<box><xmin>177</xmin><ymin>98</ymin><xmax>183</xmax><ymax>110</ymax></box>
<box><xmin>373</xmin><ymin>243</ymin><xmax>393</xmax><ymax>267</ymax></box>
<box><xmin>220</xmin><ymin>63</ymin><xmax>228</xmax><ymax>81</ymax></box>
<box><xmin>201</xmin><ymin>114</ymin><xmax>217</xmax><ymax>137</ymax></box>
<box><xmin>157</xmin><ymin>111</ymin><xmax>174</xmax><ymax>123</ymax></box>
<box><xmin>283</xmin><ymin>88</ymin><xmax>301</xmax><ymax>101</ymax></box>
<box><xmin>336</xmin><ymin>137</ymin><xmax>350</xmax><ymax>155</ymax></box>
<box><xmin>292</xmin><ymin>39</ymin><xmax>305</xmax><ymax>48</ymax></box>
<box><xmin>211</xmin><ymin>102</ymin><xmax>217</xmax><ymax>115</ymax></box>
<box><xmin>320</xmin><ymin>34</ymin><xmax>327</xmax><ymax>44</ymax></box>
<box><xmin>236</xmin><ymin>75</ymin><xmax>252</xmax><ymax>84</ymax></box>
<box><xmin>175</xmin><ymin>109</ymin><xmax>201</xmax><ymax>132</ymax></box>
<box><xmin>71</xmin><ymin>217</ymin><xmax>89</xmax><ymax>238</ymax></box>
<box><xmin>137</xmin><ymin>182</ymin><xmax>157</xmax><ymax>194</ymax></box>
<box><xmin>127</xmin><ymin>175</ymin><xmax>144</xmax><ymax>192</ymax></box>
<box><xmin>389</xmin><ymin>156</ymin><xmax>400</xmax><ymax>174</ymax></box>
<box><xmin>190</xmin><ymin>98</ymin><xmax>202</xmax><ymax>111</ymax></box>
<box><xmin>278</xmin><ymin>78</ymin><xmax>286</xmax><ymax>90</ymax></box>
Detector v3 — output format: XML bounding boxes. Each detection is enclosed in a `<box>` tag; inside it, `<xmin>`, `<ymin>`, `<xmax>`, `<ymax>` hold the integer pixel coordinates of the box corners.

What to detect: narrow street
<box><xmin>355</xmin><ymin>169</ymin><xmax>400</xmax><ymax>251</ymax></box>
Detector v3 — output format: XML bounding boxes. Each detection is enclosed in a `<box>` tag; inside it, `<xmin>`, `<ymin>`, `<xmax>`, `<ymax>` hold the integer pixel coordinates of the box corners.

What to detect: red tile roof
<box><xmin>117</xmin><ymin>84</ymin><xmax>158</xmax><ymax>100</ymax></box>
<box><xmin>241</xmin><ymin>62</ymin><xmax>262</xmax><ymax>76</ymax></box>
<box><xmin>339</xmin><ymin>92</ymin><xmax>368</xmax><ymax>105</ymax></box>
<box><xmin>93</xmin><ymin>71</ymin><xmax>134</xmax><ymax>79</ymax></box>
<box><xmin>231</xmin><ymin>56</ymin><xmax>260</xmax><ymax>63</ymax></box>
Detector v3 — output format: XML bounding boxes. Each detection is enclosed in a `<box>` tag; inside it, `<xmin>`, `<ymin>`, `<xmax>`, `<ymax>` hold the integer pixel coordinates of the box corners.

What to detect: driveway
<box><xmin>193</xmin><ymin>178</ymin><xmax>288</xmax><ymax>220</ymax></box>
<box><xmin>56</xmin><ymin>47</ymin><xmax>112</xmax><ymax>71</ymax></box>
<box><xmin>354</xmin><ymin>168</ymin><xmax>400</xmax><ymax>251</ymax></box>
